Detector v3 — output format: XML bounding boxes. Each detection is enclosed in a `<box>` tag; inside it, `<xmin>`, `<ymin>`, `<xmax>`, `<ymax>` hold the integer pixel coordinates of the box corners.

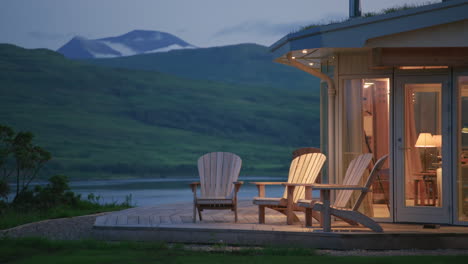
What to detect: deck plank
<box><xmin>93</xmin><ymin>200</ymin><xmax>468</xmax><ymax>235</ymax></box>
<box><xmin>117</xmin><ymin>215</ymin><xmax>127</xmax><ymax>225</ymax></box>
<box><xmin>127</xmin><ymin>215</ymin><xmax>138</xmax><ymax>225</ymax></box>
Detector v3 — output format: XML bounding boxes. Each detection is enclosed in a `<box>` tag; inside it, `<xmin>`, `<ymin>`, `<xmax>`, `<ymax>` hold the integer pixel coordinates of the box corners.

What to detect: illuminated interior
<box><xmin>404</xmin><ymin>83</ymin><xmax>442</xmax><ymax>207</ymax></box>
<box><xmin>342</xmin><ymin>78</ymin><xmax>390</xmax><ymax>218</ymax></box>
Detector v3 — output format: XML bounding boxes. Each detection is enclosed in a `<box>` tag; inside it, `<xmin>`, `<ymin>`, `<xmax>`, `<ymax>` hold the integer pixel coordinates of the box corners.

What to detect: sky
<box><xmin>0</xmin><ymin>0</ymin><xmax>440</xmax><ymax>51</ymax></box>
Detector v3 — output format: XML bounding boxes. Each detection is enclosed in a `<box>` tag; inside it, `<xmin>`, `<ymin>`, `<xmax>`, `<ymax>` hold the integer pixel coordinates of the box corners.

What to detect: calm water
<box><xmin>69</xmin><ymin>176</ymin><xmax>290</xmax><ymax>207</ymax></box>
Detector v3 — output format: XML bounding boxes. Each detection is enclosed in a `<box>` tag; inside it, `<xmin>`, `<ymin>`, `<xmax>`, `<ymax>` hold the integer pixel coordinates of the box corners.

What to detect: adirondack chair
<box><xmin>190</xmin><ymin>152</ymin><xmax>243</xmax><ymax>223</ymax></box>
<box><xmin>252</xmin><ymin>152</ymin><xmax>326</xmax><ymax>224</ymax></box>
<box><xmin>296</xmin><ymin>154</ymin><xmax>388</xmax><ymax>232</ymax></box>
<box><xmin>292</xmin><ymin>147</ymin><xmax>322</xmax><ymax>183</ymax></box>
<box><xmin>292</xmin><ymin>147</ymin><xmax>321</xmax><ymax>159</ymax></box>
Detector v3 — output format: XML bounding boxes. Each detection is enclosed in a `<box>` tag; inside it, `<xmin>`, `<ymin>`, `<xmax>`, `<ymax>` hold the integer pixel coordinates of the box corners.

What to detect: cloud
<box><xmin>213</xmin><ymin>20</ymin><xmax>308</xmax><ymax>38</ymax></box>
<box><xmin>213</xmin><ymin>12</ymin><xmax>347</xmax><ymax>39</ymax></box>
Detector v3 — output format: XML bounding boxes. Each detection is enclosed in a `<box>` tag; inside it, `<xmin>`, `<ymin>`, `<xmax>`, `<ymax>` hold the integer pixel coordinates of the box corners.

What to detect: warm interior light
<box><xmin>302</xmin><ymin>49</ymin><xmax>308</xmax><ymax>54</ymax></box>
<box><xmin>399</xmin><ymin>66</ymin><xmax>449</xmax><ymax>70</ymax></box>
<box><xmin>415</xmin><ymin>133</ymin><xmax>436</xmax><ymax>147</ymax></box>
<box><xmin>462</xmin><ymin>127</ymin><xmax>468</xmax><ymax>134</ymax></box>
<box><xmin>309</xmin><ymin>62</ymin><xmax>314</xmax><ymax>66</ymax></box>
<box><xmin>432</xmin><ymin>135</ymin><xmax>442</xmax><ymax>147</ymax></box>
<box><xmin>415</xmin><ymin>133</ymin><xmax>436</xmax><ymax>172</ymax></box>
<box><xmin>363</xmin><ymin>82</ymin><xmax>374</xmax><ymax>89</ymax></box>
<box><xmin>291</xmin><ymin>56</ymin><xmax>296</xmax><ymax>59</ymax></box>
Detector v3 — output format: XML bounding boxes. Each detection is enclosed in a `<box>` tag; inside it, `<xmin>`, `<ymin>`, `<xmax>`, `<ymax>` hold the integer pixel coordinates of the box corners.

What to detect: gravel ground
<box><xmin>0</xmin><ymin>213</ymin><xmax>104</xmax><ymax>240</ymax></box>
<box><xmin>1</xmin><ymin>214</ymin><xmax>468</xmax><ymax>256</ymax></box>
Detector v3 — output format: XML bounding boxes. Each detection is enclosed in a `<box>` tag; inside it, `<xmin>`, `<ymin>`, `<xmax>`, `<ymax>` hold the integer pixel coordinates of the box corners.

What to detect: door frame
<box><xmin>393</xmin><ymin>73</ymin><xmax>452</xmax><ymax>224</ymax></box>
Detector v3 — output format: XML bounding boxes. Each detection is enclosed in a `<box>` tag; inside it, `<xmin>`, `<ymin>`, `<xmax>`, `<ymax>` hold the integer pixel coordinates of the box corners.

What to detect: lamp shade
<box><xmin>432</xmin><ymin>135</ymin><xmax>442</xmax><ymax>147</ymax></box>
<box><xmin>415</xmin><ymin>133</ymin><xmax>436</xmax><ymax>147</ymax></box>
<box><xmin>462</xmin><ymin>124</ymin><xmax>468</xmax><ymax>134</ymax></box>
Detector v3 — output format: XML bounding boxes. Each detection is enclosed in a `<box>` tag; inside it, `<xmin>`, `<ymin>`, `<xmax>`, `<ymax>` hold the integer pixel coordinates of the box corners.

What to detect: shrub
<box><xmin>12</xmin><ymin>175</ymin><xmax>80</xmax><ymax>211</ymax></box>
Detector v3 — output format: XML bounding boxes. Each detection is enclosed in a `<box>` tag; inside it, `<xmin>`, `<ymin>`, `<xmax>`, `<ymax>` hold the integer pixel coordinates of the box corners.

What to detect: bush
<box><xmin>12</xmin><ymin>175</ymin><xmax>80</xmax><ymax>211</ymax></box>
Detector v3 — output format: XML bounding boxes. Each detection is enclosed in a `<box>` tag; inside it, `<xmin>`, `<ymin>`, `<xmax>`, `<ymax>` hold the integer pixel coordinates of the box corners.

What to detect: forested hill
<box><xmin>0</xmin><ymin>44</ymin><xmax>320</xmax><ymax>179</ymax></box>
<box><xmin>88</xmin><ymin>43</ymin><xmax>318</xmax><ymax>91</ymax></box>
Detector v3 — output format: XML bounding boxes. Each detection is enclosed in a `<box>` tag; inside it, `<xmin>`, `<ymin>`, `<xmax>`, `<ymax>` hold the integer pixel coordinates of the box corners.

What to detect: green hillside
<box><xmin>88</xmin><ymin>43</ymin><xmax>318</xmax><ymax>91</ymax></box>
<box><xmin>0</xmin><ymin>44</ymin><xmax>321</xmax><ymax>179</ymax></box>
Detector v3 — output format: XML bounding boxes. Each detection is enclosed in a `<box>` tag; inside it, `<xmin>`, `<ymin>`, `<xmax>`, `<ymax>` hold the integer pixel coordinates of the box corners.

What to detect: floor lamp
<box><xmin>415</xmin><ymin>133</ymin><xmax>436</xmax><ymax>172</ymax></box>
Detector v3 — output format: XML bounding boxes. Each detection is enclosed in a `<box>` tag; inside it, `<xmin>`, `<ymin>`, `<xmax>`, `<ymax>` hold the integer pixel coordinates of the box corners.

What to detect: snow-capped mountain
<box><xmin>57</xmin><ymin>30</ymin><xmax>196</xmax><ymax>59</ymax></box>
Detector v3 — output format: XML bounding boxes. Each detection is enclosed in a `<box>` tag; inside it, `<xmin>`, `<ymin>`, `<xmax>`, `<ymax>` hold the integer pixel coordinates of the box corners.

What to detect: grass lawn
<box><xmin>0</xmin><ymin>238</ymin><xmax>467</xmax><ymax>264</ymax></box>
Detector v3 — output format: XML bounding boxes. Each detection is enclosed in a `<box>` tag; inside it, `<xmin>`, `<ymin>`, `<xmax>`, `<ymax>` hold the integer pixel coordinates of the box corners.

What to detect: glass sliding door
<box><xmin>342</xmin><ymin>78</ymin><xmax>390</xmax><ymax>219</ymax></box>
<box><xmin>458</xmin><ymin>76</ymin><xmax>468</xmax><ymax>222</ymax></box>
<box><xmin>404</xmin><ymin>84</ymin><xmax>442</xmax><ymax>207</ymax></box>
<box><xmin>395</xmin><ymin>75</ymin><xmax>450</xmax><ymax>223</ymax></box>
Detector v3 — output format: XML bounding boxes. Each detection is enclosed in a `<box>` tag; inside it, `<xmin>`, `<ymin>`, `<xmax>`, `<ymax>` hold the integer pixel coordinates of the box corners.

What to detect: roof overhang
<box><xmin>271</xmin><ymin>0</ymin><xmax>468</xmax><ymax>61</ymax></box>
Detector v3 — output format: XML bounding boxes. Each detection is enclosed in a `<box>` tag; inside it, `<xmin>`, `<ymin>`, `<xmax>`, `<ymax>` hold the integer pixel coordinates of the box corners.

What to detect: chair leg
<box><xmin>193</xmin><ymin>204</ymin><xmax>196</xmax><ymax>223</ymax></box>
<box><xmin>234</xmin><ymin>205</ymin><xmax>238</xmax><ymax>223</ymax></box>
<box><xmin>198</xmin><ymin>208</ymin><xmax>203</xmax><ymax>221</ymax></box>
<box><xmin>305</xmin><ymin>208</ymin><xmax>312</xmax><ymax>227</ymax></box>
<box><xmin>331</xmin><ymin>208</ymin><xmax>383</xmax><ymax>232</ymax></box>
<box><xmin>259</xmin><ymin>205</ymin><xmax>265</xmax><ymax>224</ymax></box>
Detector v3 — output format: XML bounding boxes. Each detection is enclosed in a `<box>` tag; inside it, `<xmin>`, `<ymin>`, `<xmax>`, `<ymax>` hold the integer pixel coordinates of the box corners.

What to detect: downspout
<box><xmin>286</xmin><ymin>53</ymin><xmax>336</xmax><ymax>184</ymax></box>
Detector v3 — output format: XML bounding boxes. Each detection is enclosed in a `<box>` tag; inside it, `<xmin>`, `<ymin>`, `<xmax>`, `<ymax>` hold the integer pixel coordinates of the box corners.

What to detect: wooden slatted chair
<box><xmin>190</xmin><ymin>152</ymin><xmax>243</xmax><ymax>223</ymax></box>
<box><xmin>252</xmin><ymin>152</ymin><xmax>326</xmax><ymax>224</ymax></box>
<box><xmin>292</xmin><ymin>147</ymin><xmax>322</xmax><ymax>183</ymax></box>
<box><xmin>292</xmin><ymin>147</ymin><xmax>321</xmax><ymax>159</ymax></box>
<box><xmin>297</xmin><ymin>154</ymin><xmax>388</xmax><ymax>232</ymax></box>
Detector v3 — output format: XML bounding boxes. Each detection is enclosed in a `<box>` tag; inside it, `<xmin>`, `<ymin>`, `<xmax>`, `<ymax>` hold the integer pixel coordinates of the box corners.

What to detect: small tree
<box><xmin>0</xmin><ymin>125</ymin><xmax>14</xmax><ymax>200</ymax></box>
<box><xmin>0</xmin><ymin>125</ymin><xmax>51</xmax><ymax>202</ymax></box>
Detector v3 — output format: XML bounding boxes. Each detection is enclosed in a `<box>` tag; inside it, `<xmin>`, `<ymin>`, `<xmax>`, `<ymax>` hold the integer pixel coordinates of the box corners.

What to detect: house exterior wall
<box><xmin>321</xmin><ymin>49</ymin><xmax>468</xmax><ymax>225</ymax></box>
<box><xmin>366</xmin><ymin>20</ymin><xmax>468</xmax><ymax>48</ymax></box>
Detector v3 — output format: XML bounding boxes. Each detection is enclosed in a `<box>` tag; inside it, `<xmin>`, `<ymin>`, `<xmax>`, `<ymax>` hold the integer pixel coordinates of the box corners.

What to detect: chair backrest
<box><xmin>197</xmin><ymin>152</ymin><xmax>242</xmax><ymax>198</ymax></box>
<box><xmin>282</xmin><ymin>152</ymin><xmax>326</xmax><ymax>202</ymax></box>
<box><xmin>351</xmin><ymin>154</ymin><xmax>389</xmax><ymax>210</ymax></box>
<box><xmin>334</xmin><ymin>153</ymin><xmax>373</xmax><ymax>208</ymax></box>
<box><xmin>292</xmin><ymin>147</ymin><xmax>321</xmax><ymax>159</ymax></box>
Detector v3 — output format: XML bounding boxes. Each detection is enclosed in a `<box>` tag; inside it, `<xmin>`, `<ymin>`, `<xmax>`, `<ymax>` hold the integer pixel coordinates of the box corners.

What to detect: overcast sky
<box><xmin>0</xmin><ymin>0</ymin><xmax>440</xmax><ymax>50</ymax></box>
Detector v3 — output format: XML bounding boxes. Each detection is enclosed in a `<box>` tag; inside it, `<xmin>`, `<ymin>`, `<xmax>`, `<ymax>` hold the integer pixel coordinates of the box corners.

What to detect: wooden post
<box><xmin>257</xmin><ymin>185</ymin><xmax>265</xmax><ymax>197</ymax></box>
<box><xmin>286</xmin><ymin>185</ymin><xmax>296</xmax><ymax>225</ymax></box>
<box><xmin>305</xmin><ymin>186</ymin><xmax>313</xmax><ymax>227</ymax></box>
<box><xmin>321</xmin><ymin>189</ymin><xmax>331</xmax><ymax>232</ymax></box>
<box><xmin>259</xmin><ymin>205</ymin><xmax>265</xmax><ymax>224</ymax></box>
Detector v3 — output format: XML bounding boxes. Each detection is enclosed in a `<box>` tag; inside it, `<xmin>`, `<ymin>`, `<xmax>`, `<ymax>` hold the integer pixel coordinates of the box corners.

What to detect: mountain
<box><xmin>0</xmin><ymin>44</ymin><xmax>320</xmax><ymax>179</ymax></box>
<box><xmin>57</xmin><ymin>30</ymin><xmax>196</xmax><ymax>59</ymax></box>
<box><xmin>88</xmin><ymin>43</ymin><xmax>319</xmax><ymax>91</ymax></box>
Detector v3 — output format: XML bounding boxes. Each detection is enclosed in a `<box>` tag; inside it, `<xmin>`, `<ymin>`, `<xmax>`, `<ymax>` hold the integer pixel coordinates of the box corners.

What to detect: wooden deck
<box><xmin>93</xmin><ymin>200</ymin><xmax>468</xmax><ymax>249</ymax></box>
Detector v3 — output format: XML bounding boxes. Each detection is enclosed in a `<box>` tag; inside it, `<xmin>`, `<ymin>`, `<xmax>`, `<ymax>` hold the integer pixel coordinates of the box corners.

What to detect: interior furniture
<box><xmin>413</xmin><ymin>171</ymin><xmax>437</xmax><ymax>206</ymax></box>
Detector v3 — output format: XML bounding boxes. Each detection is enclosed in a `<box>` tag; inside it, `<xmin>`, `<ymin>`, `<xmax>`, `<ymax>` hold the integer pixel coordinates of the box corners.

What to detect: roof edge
<box><xmin>270</xmin><ymin>0</ymin><xmax>468</xmax><ymax>53</ymax></box>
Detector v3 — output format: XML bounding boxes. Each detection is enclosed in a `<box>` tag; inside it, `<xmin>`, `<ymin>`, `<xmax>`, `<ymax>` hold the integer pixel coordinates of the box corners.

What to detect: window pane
<box><xmin>343</xmin><ymin>78</ymin><xmax>390</xmax><ymax>218</ymax></box>
<box><xmin>458</xmin><ymin>76</ymin><xmax>468</xmax><ymax>221</ymax></box>
<box><xmin>404</xmin><ymin>83</ymin><xmax>442</xmax><ymax>207</ymax></box>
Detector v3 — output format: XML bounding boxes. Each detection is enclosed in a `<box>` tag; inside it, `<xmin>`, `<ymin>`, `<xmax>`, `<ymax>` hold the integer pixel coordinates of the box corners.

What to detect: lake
<box><xmin>69</xmin><ymin>176</ymin><xmax>292</xmax><ymax>207</ymax></box>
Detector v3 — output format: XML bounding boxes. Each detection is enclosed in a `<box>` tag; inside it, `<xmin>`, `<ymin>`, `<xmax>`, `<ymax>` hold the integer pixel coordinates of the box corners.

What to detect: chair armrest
<box><xmin>251</xmin><ymin>182</ymin><xmax>286</xmax><ymax>197</ymax></box>
<box><xmin>308</xmin><ymin>184</ymin><xmax>367</xmax><ymax>191</ymax></box>
<box><xmin>189</xmin><ymin>182</ymin><xmax>200</xmax><ymax>193</ymax></box>
<box><xmin>250</xmin><ymin>182</ymin><xmax>287</xmax><ymax>185</ymax></box>
<box><xmin>233</xmin><ymin>181</ymin><xmax>243</xmax><ymax>193</ymax></box>
<box><xmin>282</xmin><ymin>183</ymin><xmax>314</xmax><ymax>187</ymax></box>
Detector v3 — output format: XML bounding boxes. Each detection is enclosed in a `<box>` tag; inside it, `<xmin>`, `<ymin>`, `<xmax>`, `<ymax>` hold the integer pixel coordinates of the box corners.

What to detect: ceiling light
<box><xmin>302</xmin><ymin>49</ymin><xmax>308</xmax><ymax>54</ymax></box>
